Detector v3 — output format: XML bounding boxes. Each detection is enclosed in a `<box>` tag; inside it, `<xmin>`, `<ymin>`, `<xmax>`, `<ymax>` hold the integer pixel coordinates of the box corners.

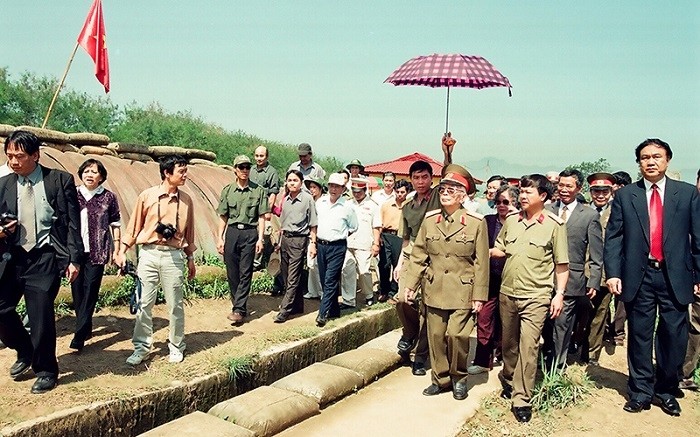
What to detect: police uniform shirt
<box><xmin>347</xmin><ymin>195</ymin><xmax>382</xmax><ymax>250</ymax></box>
<box><xmin>495</xmin><ymin>211</ymin><xmax>569</xmax><ymax>299</ymax></box>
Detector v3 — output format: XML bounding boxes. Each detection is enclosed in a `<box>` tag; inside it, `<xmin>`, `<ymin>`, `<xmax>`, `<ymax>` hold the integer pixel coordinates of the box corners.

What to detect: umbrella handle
<box><xmin>445</xmin><ymin>86</ymin><xmax>450</xmax><ymax>134</ymax></box>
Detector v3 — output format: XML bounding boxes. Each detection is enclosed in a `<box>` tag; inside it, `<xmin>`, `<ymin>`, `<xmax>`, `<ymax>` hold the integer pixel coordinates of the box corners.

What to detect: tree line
<box><xmin>0</xmin><ymin>67</ymin><xmax>342</xmax><ymax>172</ymax></box>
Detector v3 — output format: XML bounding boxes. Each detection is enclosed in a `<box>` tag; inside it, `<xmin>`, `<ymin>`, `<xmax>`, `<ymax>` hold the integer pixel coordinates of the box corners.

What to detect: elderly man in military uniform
<box><xmin>217</xmin><ymin>155</ymin><xmax>269</xmax><ymax>325</ymax></box>
<box><xmin>404</xmin><ymin>167</ymin><xmax>489</xmax><ymax>401</ymax></box>
<box><xmin>491</xmin><ymin>174</ymin><xmax>569</xmax><ymax>423</ymax></box>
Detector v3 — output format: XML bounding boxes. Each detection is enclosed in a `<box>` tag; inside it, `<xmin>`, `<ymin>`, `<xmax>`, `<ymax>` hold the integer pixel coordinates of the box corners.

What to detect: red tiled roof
<box><xmin>364</xmin><ymin>152</ymin><xmax>443</xmax><ymax>177</ymax></box>
<box><xmin>364</xmin><ymin>152</ymin><xmax>483</xmax><ymax>184</ymax></box>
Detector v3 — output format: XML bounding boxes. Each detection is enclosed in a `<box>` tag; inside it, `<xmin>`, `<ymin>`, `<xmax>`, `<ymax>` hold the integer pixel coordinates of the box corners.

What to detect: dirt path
<box><xmin>458</xmin><ymin>342</ymin><xmax>700</xmax><ymax>436</ymax></box>
<box><xmin>0</xmin><ymin>294</ymin><xmax>328</xmax><ymax>428</ymax></box>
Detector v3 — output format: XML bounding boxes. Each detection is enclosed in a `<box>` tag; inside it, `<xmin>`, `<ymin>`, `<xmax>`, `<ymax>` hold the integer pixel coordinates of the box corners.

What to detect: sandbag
<box><xmin>81</xmin><ymin>145</ymin><xmax>118</xmax><ymax>156</ymax></box>
<box><xmin>186</xmin><ymin>148</ymin><xmax>217</xmax><ymax>161</ymax></box>
<box><xmin>118</xmin><ymin>152</ymin><xmax>153</xmax><ymax>162</ymax></box>
<box><xmin>188</xmin><ymin>158</ymin><xmax>219</xmax><ymax>167</ymax></box>
<box><xmin>67</xmin><ymin>132</ymin><xmax>110</xmax><ymax>146</ymax></box>
<box><xmin>323</xmin><ymin>348</ymin><xmax>400</xmax><ymax>385</ymax></box>
<box><xmin>16</xmin><ymin>125</ymin><xmax>70</xmax><ymax>144</ymax></box>
<box><xmin>149</xmin><ymin>145</ymin><xmax>189</xmax><ymax>157</ymax></box>
<box><xmin>107</xmin><ymin>142</ymin><xmax>151</xmax><ymax>154</ymax></box>
<box><xmin>42</xmin><ymin>142</ymin><xmax>80</xmax><ymax>153</ymax></box>
<box><xmin>140</xmin><ymin>411</ymin><xmax>253</xmax><ymax>437</ymax></box>
<box><xmin>270</xmin><ymin>362</ymin><xmax>364</xmax><ymax>407</ymax></box>
<box><xmin>208</xmin><ymin>386</ymin><xmax>318</xmax><ymax>437</ymax></box>
<box><xmin>0</xmin><ymin>124</ymin><xmax>15</xmax><ymax>136</ymax></box>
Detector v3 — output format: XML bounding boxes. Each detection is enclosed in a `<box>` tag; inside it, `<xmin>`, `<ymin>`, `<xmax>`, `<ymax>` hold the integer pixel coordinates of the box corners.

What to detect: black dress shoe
<box><xmin>412</xmin><ymin>361</ymin><xmax>427</xmax><ymax>376</ymax></box>
<box><xmin>498</xmin><ymin>371</ymin><xmax>513</xmax><ymax>399</ymax></box>
<box><xmin>512</xmin><ymin>406</ymin><xmax>532</xmax><ymax>423</ymax></box>
<box><xmin>397</xmin><ymin>336</ymin><xmax>416</xmax><ymax>353</ymax></box>
<box><xmin>273</xmin><ymin>313</ymin><xmax>287</xmax><ymax>323</ymax></box>
<box><xmin>623</xmin><ymin>399</ymin><xmax>651</xmax><ymax>413</ymax></box>
<box><xmin>422</xmin><ymin>383</ymin><xmax>447</xmax><ymax>396</ymax></box>
<box><xmin>10</xmin><ymin>359</ymin><xmax>31</xmax><ymax>380</ymax></box>
<box><xmin>69</xmin><ymin>338</ymin><xmax>84</xmax><ymax>351</ymax></box>
<box><xmin>452</xmin><ymin>381</ymin><xmax>468</xmax><ymax>400</ymax></box>
<box><xmin>31</xmin><ymin>376</ymin><xmax>57</xmax><ymax>394</ymax></box>
<box><xmin>654</xmin><ymin>395</ymin><xmax>681</xmax><ymax>416</ymax></box>
<box><xmin>315</xmin><ymin>316</ymin><xmax>327</xmax><ymax>327</ymax></box>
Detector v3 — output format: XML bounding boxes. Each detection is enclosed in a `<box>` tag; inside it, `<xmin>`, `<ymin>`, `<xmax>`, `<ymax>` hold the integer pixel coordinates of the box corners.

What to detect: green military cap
<box><xmin>233</xmin><ymin>155</ymin><xmax>252</xmax><ymax>167</ymax></box>
<box><xmin>345</xmin><ymin>159</ymin><xmax>364</xmax><ymax>172</ymax></box>
<box><xmin>304</xmin><ymin>175</ymin><xmax>325</xmax><ymax>190</ymax></box>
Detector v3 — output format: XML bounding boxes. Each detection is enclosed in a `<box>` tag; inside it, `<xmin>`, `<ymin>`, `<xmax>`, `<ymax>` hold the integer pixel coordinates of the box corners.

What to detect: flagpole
<box><xmin>42</xmin><ymin>42</ymin><xmax>80</xmax><ymax>129</ymax></box>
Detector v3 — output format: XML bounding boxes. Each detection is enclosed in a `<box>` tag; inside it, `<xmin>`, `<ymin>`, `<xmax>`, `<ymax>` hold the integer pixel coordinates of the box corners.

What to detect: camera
<box><xmin>155</xmin><ymin>222</ymin><xmax>177</xmax><ymax>240</ymax></box>
<box><xmin>0</xmin><ymin>212</ymin><xmax>18</xmax><ymax>235</ymax></box>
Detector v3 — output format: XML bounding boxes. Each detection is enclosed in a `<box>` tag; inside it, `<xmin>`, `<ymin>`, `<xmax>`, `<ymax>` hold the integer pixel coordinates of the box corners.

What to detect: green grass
<box><xmin>531</xmin><ymin>363</ymin><xmax>594</xmax><ymax>413</ymax></box>
<box><xmin>223</xmin><ymin>354</ymin><xmax>256</xmax><ymax>382</ymax></box>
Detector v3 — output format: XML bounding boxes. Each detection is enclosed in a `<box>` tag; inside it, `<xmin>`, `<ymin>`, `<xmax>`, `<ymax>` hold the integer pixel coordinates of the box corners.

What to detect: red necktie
<box><xmin>649</xmin><ymin>184</ymin><xmax>663</xmax><ymax>261</ymax></box>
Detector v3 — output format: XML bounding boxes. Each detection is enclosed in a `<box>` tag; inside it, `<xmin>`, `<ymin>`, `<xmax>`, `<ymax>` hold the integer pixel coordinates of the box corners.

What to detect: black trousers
<box><xmin>224</xmin><ymin>226</ymin><xmax>258</xmax><ymax>316</ymax></box>
<box><xmin>70</xmin><ymin>258</ymin><xmax>105</xmax><ymax>343</ymax></box>
<box><xmin>0</xmin><ymin>246</ymin><xmax>60</xmax><ymax>377</ymax></box>
<box><xmin>626</xmin><ymin>266</ymin><xmax>688</xmax><ymax>402</ymax></box>
<box><xmin>279</xmin><ymin>235</ymin><xmax>308</xmax><ymax>316</ymax></box>
<box><xmin>378</xmin><ymin>232</ymin><xmax>402</xmax><ymax>297</ymax></box>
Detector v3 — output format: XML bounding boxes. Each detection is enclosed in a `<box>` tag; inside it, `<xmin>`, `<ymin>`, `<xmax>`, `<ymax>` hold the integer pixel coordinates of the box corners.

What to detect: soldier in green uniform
<box><xmin>404</xmin><ymin>167</ymin><xmax>489</xmax><ymax>400</ymax></box>
<box><xmin>217</xmin><ymin>155</ymin><xmax>269</xmax><ymax>325</ymax></box>
<box><xmin>491</xmin><ymin>174</ymin><xmax>569</xmax><ymax>423</ymax></box>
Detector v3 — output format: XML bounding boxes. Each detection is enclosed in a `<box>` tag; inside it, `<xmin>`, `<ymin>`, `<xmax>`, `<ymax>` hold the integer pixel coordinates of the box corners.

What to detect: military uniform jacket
<box><xmin>404</xmin><ymin>207</ymin><xmax>490</xmax><ymax>310</ymax></box>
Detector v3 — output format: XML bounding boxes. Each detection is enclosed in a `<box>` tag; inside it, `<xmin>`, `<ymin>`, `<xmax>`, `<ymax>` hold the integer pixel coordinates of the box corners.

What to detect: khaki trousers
<box><xmin>426</xmin><ymin>306</ymin><xmax>474</xmax><ymax>388</ymax></box>
<box><xmin>396</xmin><ymin>254</ymin><xmax>429</xmax><ymax>363</ymax></box>
<box><xmin>682</xmin><ymin>295</ymin><xmax>700</xmax><ymax>378</ymax></box>
<box><xmin>586</xmin><ymin>286</ymin><xmax>612</xmax><ymax>362</ymax></box>
<box><xmin>500</xmin><ymin>294</ymin><xmax>550</xmax><ymax>408</ymax></box>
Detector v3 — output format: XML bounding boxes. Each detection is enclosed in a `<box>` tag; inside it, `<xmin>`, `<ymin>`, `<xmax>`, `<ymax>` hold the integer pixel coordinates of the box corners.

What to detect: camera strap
<box><xmin>157</xmin><ymin>194</ymin><xmax>180</xmax><ymax>233</ymax></box>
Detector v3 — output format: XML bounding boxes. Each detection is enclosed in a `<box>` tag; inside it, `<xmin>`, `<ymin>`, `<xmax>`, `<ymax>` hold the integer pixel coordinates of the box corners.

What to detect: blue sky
<box><xmin>2</xmin><ymin>1</ymin><xmax>698</xmax><ymax>180</ymax></box>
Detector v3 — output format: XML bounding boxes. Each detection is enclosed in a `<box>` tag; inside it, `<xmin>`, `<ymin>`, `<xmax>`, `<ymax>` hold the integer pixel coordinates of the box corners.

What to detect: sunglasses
<box><xmin>495</xmin><ymin>199</ymin><xmax>510</xmax><ymax>206</ymax></box>
<box><xmin>438</xmin><ymin>185</ymin><xmax>463</xmax><ymax>195</ymax></box>
<box><xmin>237</xmin><ymin>165</ymin><xmax>251</xmax><ymax>170</ymax></box>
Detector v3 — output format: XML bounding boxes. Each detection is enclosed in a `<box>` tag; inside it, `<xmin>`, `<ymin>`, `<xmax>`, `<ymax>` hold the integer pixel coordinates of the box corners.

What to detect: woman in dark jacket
<box><xmin>70</xmin><ymin>159</ymin><xmax>121</xmax><ymax>350</ymax></box>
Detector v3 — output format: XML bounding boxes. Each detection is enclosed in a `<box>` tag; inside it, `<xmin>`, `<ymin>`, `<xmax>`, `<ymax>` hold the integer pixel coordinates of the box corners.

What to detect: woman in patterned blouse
<box><xmin>70</xmin><ymin>159</ymin><xmax>121</xmax><ymax>351</ymax></box>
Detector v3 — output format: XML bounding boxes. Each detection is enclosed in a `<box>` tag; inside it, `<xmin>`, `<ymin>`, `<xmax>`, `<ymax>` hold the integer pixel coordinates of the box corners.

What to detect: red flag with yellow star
<box><xmin>77</xmin><ymin>0</ymin><xmax>110</xmax><ymax>93</ymax></box>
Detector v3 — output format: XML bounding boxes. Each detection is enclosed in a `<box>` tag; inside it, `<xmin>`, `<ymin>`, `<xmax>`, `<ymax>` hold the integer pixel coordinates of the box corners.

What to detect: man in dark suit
<box><xmin>0</xmin><ymin>130</ymin><xmax>83</xmax><ymax>394</ymax></box>
<box><xmin>605</xmin><ymin>138</ymin><xmax>700</xmax><ymax>416</ymax></box>
<box><xmin>543</xmin><ymin>169</ymin><xmax>603</xmax><ymax>370</ymax></box>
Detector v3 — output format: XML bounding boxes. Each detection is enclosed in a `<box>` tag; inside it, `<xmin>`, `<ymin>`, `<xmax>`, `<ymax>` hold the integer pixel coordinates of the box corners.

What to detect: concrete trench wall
<box><xmin>0</xmin><ymin>309</ymin><xmax>400</xmax><ymax>437</ymax></box>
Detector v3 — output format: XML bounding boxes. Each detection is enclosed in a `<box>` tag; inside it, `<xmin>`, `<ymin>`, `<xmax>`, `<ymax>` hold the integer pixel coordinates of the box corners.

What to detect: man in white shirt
<box><xmin>371</xmin><ymin>172</ymin><xmax>396</xmax><ymax>206</ymax></box>
<box><xmin>315</xmin><ymin>173</ymin><xmax>358</xmax><ymax>326</ymax></box>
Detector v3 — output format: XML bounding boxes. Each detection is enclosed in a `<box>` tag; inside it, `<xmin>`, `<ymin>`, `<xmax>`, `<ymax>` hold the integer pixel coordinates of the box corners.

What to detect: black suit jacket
<box><xmin>0</xmin><ymin>165</ymin><xmax>83</xmax><ymax>271</ymax></box>
<box><xmin>547</xmin><ymin>201</ymin><xmax>603</xmax><ymax>296</ymax></box>
<box><xmin>604</xmin><ymin>178</ymin><xmax>700</xmax><ymax>305</ymax></box>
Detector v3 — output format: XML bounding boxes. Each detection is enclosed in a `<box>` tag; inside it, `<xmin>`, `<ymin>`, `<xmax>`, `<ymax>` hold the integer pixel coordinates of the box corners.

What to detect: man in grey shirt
<box><xmin>274</xmin><ymin>170</ymin><xmax>318</xmax><ymax>322</ymax></box>
<box><xmin>288</xmin><ymin>143</ymin><xmax>326</xmax><ymax>180</ymax></box>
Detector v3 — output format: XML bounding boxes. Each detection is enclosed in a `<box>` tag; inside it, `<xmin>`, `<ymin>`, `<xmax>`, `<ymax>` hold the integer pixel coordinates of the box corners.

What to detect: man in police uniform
<box><xmin>404</xmin><ymin>168</ymin><xmax>489</xmax><ymax>400</ymax></box>
<box><xmin>217</xmin><ymin>155</ymin><xmax>269</xmax><ymax>325</ymax></box>
<box><xmin>491</xmin><ymin>174</ymin><xmax>569</xmax><ymax>423</ymax></box>
<box><xmin>341</xmin><ymin>178</ymin><xmax>381</xmax><ymax>308</ymax></box>
<box><xmin>582</xmin><ymin>172</ymin><xmax>616</xmax><ymax>365</ymax></box>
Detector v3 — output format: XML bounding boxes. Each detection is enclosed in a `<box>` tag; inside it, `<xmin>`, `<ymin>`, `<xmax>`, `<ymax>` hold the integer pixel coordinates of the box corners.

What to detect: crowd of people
<box><xmin>0</xmin><ymin>129</ymin><xmax>698</xmax><ymax>428</ymax></box>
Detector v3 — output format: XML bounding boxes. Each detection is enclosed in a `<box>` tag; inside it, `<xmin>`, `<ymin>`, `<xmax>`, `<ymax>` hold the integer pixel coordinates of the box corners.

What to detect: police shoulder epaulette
<box><xmin>544</xmin><ymin>210</ymin><xmax>565</xmax><ymax>225</ymax></box>
<box><xmin>464</xmin><ymin>210</ymin><xmax>484</xmax><ymax>220</ymax></box>
<box><xmin>425</xmin><ymin>209</ymin><xmax>441</xmax><ymax>218</ymax></box>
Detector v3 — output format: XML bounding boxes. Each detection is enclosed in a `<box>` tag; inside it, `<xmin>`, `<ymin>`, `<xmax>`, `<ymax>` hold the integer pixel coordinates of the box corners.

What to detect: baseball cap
<box><xmin>297</xmin><ymin>143</ymin><xmax>313</xmax><ymax>155</ymax></box>
<box><xmin>233</xmin><ymin>155</ymin><xmax>252</xmax><ymax>167</ymax></box>
<box><xmin>328</xmin><ymin>173</ymin><xmax>346</xmax><ymax>186</ymax></box>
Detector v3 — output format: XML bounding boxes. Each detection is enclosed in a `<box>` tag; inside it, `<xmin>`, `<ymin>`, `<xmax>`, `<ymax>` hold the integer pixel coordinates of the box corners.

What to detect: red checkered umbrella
<box><xmin>384</xmin><ymin>53</ymin><xmax>512</xmax><ymax>133</ymax></box>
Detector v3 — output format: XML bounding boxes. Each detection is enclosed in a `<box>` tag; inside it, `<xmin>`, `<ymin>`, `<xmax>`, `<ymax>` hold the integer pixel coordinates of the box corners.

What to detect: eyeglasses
<box><xmin>438</xmin><ymin>185</ymin><xmax>463</xmax><ymax>195</ymax></box>
<box><xmin>495</xmin><ymin>199</ymin><xmax>510</xmax><ymax>206</ymax></box>
<box><xmin>237</xmin><ymin>165</ymin><xmax>251</xmax><ymax>170</ymax></box>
